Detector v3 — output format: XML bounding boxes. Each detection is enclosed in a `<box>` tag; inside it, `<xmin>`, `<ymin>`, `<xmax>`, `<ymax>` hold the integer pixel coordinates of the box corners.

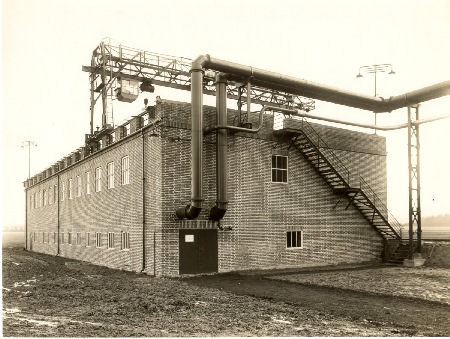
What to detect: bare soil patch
<box><xmin>3</xmin><ymin>243</ymin><xmax>450</xmax><ymax>337</ymax></box>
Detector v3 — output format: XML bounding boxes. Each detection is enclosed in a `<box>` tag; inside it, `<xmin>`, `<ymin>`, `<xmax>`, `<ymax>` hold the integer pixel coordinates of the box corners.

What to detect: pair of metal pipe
<box><xmin>176</xmin><ymin>55</ymin><xmax>450</xmax><ymax>220</ymax></box>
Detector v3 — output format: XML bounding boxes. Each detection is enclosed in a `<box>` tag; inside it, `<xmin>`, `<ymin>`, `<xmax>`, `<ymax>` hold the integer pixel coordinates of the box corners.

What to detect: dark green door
<box><xmin>179</xmin><ymin>229</ymin><xmax>218</xmax><ymax>274</ymax></box>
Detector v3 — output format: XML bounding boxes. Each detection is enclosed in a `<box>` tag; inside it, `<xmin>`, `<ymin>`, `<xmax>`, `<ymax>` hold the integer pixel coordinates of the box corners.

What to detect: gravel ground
<box><xmin>269</xmin><ymin>266</ymin><xmax>450</xmax><ymax>305</ymax></box>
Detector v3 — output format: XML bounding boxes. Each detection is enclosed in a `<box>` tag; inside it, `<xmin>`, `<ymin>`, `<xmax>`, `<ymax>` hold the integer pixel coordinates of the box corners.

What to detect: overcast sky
<box><xmin>2</xmin><ymin>0</ymin><xmax>450</xmax><ymax>227</ymax></box>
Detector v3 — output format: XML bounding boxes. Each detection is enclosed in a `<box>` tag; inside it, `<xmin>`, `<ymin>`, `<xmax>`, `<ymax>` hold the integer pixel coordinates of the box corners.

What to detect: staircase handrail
<box><xmin>298</xmin><ymin>118</ymin><xmax>351</xmax><ymax>185</ymax></box>
<box><xmin>358</xmin><ymin>175</ymin><xmax>403</xmax><ymax>236</ymax></box>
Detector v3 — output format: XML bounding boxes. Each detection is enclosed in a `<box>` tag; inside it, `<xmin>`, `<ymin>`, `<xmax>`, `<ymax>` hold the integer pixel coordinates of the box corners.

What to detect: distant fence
<box><xmin>421</xmin><ymin>230</ymin><xmax>450</xmax><ymax>241</ymax></box>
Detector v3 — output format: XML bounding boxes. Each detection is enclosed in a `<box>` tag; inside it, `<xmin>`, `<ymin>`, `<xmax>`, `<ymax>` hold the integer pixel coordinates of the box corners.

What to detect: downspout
<box><xmin>57</xmin><ymin>174</ymin><xmax>60</xmax><ymax>256</ymax></box>
<box><xmin>176</xmin><ymin>56</ymin><xmax>209</xmax><ymax>219</ymax></box>
<box><xmin>209</xmin><ymin>73</ymin><xmax>228</xmax><ymax>221</ymax></box>
<box><xmin>25</xmin><ymin>188</ymin><xmax>28</xmax><ymax>250</ymax></box>
<box><xmin>141</xmin><ymin>129</ymin><xmax>146</xmax><ymax>272</ymax></box>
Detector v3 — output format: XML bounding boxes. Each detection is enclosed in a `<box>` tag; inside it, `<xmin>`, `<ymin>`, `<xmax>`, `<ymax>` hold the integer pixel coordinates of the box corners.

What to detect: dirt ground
<box><xmin>2</xmin><ymin>234</ymin><xmax>450</xmax><ymax>337</ymax></box>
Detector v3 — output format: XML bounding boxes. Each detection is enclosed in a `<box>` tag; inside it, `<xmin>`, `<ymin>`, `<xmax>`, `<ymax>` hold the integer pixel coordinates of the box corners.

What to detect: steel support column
<box><xmin>407</xmin><ymin>105</ymin><xmax>422</xmax><ymax>258</ymax></box>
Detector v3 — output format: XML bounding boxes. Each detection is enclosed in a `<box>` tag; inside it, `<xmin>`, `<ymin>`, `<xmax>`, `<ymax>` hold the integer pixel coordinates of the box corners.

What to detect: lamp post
<box><xmin>356</xmin><ymin>64</ymin><xmax>395</xmax><ymax>133</ymax></box>
<box><xmin>22</xmin><ymin>141</ymin><xmax>38</xmax><ymax>179</ymax></box>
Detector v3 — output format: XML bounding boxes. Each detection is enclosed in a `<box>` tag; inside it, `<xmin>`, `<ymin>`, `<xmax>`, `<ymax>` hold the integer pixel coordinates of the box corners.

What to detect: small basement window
<box><xmin>107</xmin><ymin>232</ymin><xmax>115</xmax><ymax>249</ymax></box>
<box><xmin>271</xmin><ymin>155</ymin><xmax>288</xmax><ymax>183</ymax></box>
<box><xmin>286</xmin><ymin>230</ymin><xmax>303</xmax><ymax>249</ymax></box>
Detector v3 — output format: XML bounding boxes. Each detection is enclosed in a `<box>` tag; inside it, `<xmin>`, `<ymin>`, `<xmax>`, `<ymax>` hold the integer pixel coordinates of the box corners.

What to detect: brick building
<box><xmin>24</xmin><ymin>99</ymin><xmax>390</xmax><ymax>276</ymax></box>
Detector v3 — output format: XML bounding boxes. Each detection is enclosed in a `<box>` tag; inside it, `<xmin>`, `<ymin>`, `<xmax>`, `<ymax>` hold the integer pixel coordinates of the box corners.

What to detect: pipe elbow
<box><xmin>176</xmin><ymin>204</ymin><xmax>202</xmax><ymax>220</ymax></box>
<box><xmin>209</xmin><ymin>205</ymin><xmax>227</xmax><ymax>221</ymax></box>
<box><xmin>192</xmin><ymin>54</ymin><xmax>210</xmax><ymax>71</ymax></box>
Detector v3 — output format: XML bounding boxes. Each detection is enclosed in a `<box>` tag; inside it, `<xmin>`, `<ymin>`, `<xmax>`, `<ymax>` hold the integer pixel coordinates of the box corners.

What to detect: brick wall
<box><xmin>26</xmin><ymin>99</ymin><xmax>389</xmax><ymax>276</ymax></box>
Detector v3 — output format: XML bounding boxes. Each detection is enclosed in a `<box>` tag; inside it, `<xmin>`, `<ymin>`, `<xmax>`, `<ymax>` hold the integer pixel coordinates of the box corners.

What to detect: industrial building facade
<box><xmin>24</xmin><ymin>100</ymin><xmax>388</xmax><ymax>276</ymax></box>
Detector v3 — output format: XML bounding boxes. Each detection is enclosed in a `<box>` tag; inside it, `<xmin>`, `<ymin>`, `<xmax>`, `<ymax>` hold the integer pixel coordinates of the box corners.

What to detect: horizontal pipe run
<box><xmin>206</xmin><ymin>105</ymin><xmax>280</xmax><ymax>134</ymax></box>
<box><xmin>276</xmin><ymin>107</ymin><xmax>450</xmax><ymax>131</ymax></box>
<box><xmin>199</xmin><ymin>55</ymin><xmax>450</xmax><ymax>113</ymax></box>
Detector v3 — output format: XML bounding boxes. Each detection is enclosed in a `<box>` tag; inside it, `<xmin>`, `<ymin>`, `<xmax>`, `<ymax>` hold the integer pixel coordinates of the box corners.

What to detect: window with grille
<box><xmin>96</xmin><ymin>232</ymin><xmax>102</xmax><ymax>248</ymax></box>
<box><xmin>68</xmin><ymin>232</ymin><xmax>72</xmax><ymax>245</ymax></box>
<box><xmin>121</xmin><ymin>156</ymin><xmax>129</xmax><ymax>185</ymax></box>
<box><xmin>77</xmin><ymin>176</ymin><xmax>82</xmax><ymax>197</ymax></box>
<box><xmin>272</xmin><ymin>155</ymin><xmax>288</xmax><ymax>183</ymax></box>
<box><xmin>86</xmin><ymin>172</ymin><xmax>91</xmax><ymax>195</ymax></box>
<box><xmin>286</xmin><ymin>231</ymin><xmax>303</xmax><ymax>249</ymax></box>
<box><xmin>95</xmin><ymin>167</ymin><xmax>102</xmax><ymax>192</ymax></box>
<box><xmin>107</xmin><ymin>162</ymin><xmax>115</xmax><ymax>189</ymax></box>
<box><xmin>121</xmin><ymin>232</ymin><xmax>130</xmax><ymax>250</ymax></box>
<box><xmin>54</xmin><ymin>184</ymin><xmax>58</xmax><ymax>203</ymax></box>
<box><xmin>86</xmin><ymin>232</ymin><xmax>91</xmax><ymax>247</ymax></box>
<box><xmin>43</xmin><ymin>190</ymin><xmax>47</xmax><ymax>206</ymax></box>
<box><xmin>76</xmin><ymin>232</ymin><xmax>82</xmax><ymax>246</ymax></box>
<box><xmin>68</xmin><ymin>179</ymin><xmax>73</xmax><ymax>199</ymax></box>
<box><xmin>107</xmin><ymin>232</ymin><xmax>115</xmax><ymax>249</ymax></box>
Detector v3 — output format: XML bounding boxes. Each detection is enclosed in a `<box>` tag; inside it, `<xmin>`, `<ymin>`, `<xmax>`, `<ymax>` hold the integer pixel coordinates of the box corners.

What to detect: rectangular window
<box><xmin>54</xmin><ymin>184</ymin><xmax>58</xmax><ymax>203</ymax></box>
<box><xmin>107</xmin><ymin>162</ymin><xmax>115</xmax><ymax>189</ymax></box>
<box><xmin>121</xmin><ymin>156</ymin><xmax>129</xmax><ymax>185</ymax></box>
<box><xmin>47</xmin><ymin>232</ymin><xmax>50</xmax><ymax>244</ymax></box>
<box><xmin>121</xmin><ymin>232</ymin><xmax>130</xmax><ymax>250</ymax></box>
<box><xmin>124</xmin><ymin>124</ymin><xmax>130</xmax><ymax>136</ymax></box>
<box><xmin>96</xmin><ymin>232</ymin><xmax>102</xmax><ymax>248</ymax></box>
<box><xmin>30</xmin><ymin>195</ymin><xmax>33</xmax><ymax>210</ymax></box>
<box><xmin>110</xmin><ymin>133</ymin><xmax>115</xmax><ymax>143</ymax></box>
<box><xmin>286</xmin><ymin>231</ymin><xmax>303</xmax><ymax>249</ymax></box>
<box><xmin>99</xmin><ymin>139</ymin><xmax>103</xmax><ymax>150</ymax></box>
<box><xmin>48</xmin><ymin>186</ymin><xmax>53</xmax><ymax>205</ymax></box>
<box><xmin>86</xmin><ymin>172</ymin><xmax>91</xmax><ymax>195</ymax></box>
<box><xmin>86</xmin><ymin>232</ymin><xmax>91</xmax><ymax>247</ymax></box>
<box><xmin>76</xmin><ymin>232</ymin><xmax>81</xmax><ymax>246</ymax></box>
<box><xmin>61</xmin><ymin>182</ymin><xmax>65</xmax><ymax>201</ymax></box>
<box><xmin>42</xmin><ymin>232</ymin><xmax>45</xmax><ymax>243</ymax></box>
<box><xmin>76</xmin><ymin>176</ymin><xmax>82</xmax><ymax>197</ymax></box>
<box><xmin>271</xmin><ymin>155</ymin><xmax>288</xmax><ymax>183</ymax></box>
<box><xmin>95</xmin><ymin>167</ymin><xmax>102</xmax><ymax>192</ymax></box>
<box><xmin>54</xmin><ymin>232</ymin><xmax>57</xmax><ymax>244</ymax></box>
<box><xmin>43</xmin><ymin>190</ymin><xmax>47</xmax><ymax>206</ymax></box>
<box><xmin>68</xmin><ymin>179</ymin><xmax>73</xmax><ymax>199</ymax></box>
<box><xmin>34</xmin><ymin>192</ymin><xmax>37</xmax><ymax>208</ymax></box>
<box><xmin>68</xmin><ymin>232</ymin><xmax>72</xmax><ymax>245</ymax></box>
<box><xmin>107</xmin><ymin>232</ymin><xmax>115</xmax><ymax>249</ymax></box>
<box><xmin>61</xmin><ymin>232</ymin><xmax>65</xmax><ymax>244</ymax></box>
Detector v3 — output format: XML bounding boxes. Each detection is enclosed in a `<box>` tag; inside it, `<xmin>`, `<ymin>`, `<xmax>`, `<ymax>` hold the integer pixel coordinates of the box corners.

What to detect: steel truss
<box><xmin>407</xmin><ymin>105</ymin><xmax>422</xmax><ymax>257</ymax></box>
<box><xmin>83</xmin><ymin>40</ymin><xmax>315</xmax><ymax>134</ymax></box>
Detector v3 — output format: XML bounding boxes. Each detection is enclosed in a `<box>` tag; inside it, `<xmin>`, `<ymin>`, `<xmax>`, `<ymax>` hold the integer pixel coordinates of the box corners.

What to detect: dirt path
<box><xmin>184</xmin><ymin>270</ymin><xmax>450</xmax><ymax>336</ymax></box>
<box><xmin>3</xmin><ymin>244</ymin><xmax>450</xmax><ymax>337</ymax></box>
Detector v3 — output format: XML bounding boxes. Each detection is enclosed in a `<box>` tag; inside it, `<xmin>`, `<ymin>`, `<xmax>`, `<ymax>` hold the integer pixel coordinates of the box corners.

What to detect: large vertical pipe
<box><xmin>210</xmin><ymin>73</ymin><xmax>228</xmax><ymax>221</ymax></box>
<box><xmin>176</xmin><ymin>60</ymin><xmax>205</xmax><ymax>219</ymax></box>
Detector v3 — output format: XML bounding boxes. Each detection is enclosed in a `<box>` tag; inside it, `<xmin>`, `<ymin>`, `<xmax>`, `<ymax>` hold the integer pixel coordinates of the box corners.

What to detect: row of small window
<box><xmin>29</xmin><ymin>156</ymin><xmax>130</xmax><ymax>209</ymax></box>
<box><xmin>32</xmin><ymin>231</ymin><xmax>130</xmax><ymax>250</ymax></box>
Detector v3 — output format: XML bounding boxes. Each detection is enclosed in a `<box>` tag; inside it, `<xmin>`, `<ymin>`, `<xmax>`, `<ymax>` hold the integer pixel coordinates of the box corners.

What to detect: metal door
<box><xmin>179</xmin><ymin>229</ymin><xmax>218</xmax><ymax>274</ymax></box>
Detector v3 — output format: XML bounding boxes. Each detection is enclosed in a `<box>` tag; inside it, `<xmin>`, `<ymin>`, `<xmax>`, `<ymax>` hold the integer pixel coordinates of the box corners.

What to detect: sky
<box><xmin>2</xmin><ymin>0</ymin><xmax>450</xmax><ymax>228</ymax></box>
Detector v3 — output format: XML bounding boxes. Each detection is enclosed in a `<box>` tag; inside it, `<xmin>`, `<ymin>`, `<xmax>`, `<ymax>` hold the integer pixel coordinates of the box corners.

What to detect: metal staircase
<box><xmin>274</xmin><ymin>118</ymin><xmax>403</xmax><ymax>243</ymax></box>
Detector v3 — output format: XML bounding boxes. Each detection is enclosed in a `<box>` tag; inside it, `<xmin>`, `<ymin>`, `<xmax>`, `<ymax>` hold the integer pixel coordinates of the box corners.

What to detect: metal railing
<box><xmin>292</xmin><ymin>117</ymin><xmax>402</xmax><ymax>239</ymax></box>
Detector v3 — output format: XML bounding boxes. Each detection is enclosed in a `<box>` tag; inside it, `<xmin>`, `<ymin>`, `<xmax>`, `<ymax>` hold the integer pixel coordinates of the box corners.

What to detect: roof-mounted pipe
<box><xmin>195</xmin><ymin>55</ymin><xmax>450</xmax><ymax>113</ymax></box>
<box><xmin>274</xmin><ymin>106</ymin><xmax>450</xmax><ymax>131</ymax></box>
